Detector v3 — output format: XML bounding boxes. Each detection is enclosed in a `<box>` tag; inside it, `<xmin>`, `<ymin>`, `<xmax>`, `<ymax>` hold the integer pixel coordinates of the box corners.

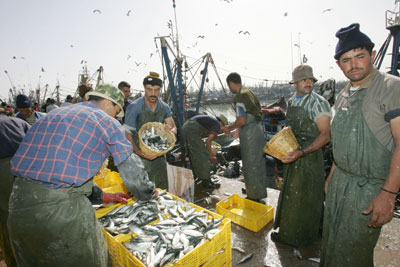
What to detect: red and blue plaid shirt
<box><xmin>11</xmin><ymin>101</ymin><xmax>132</xmax><ymax>188</ymax></box>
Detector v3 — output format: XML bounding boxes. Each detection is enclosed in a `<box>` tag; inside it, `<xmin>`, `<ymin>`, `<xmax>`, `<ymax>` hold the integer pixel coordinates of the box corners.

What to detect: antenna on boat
<box><xmin>172</xmin><ymin>0</ymin><xmax>180</xmax><ymax>57</ymax></box>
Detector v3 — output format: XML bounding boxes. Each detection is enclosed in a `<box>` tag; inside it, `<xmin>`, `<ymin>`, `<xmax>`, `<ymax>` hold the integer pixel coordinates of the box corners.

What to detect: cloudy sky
<box><xmin>0</xmin><ymin>0</ymin><xmax>396</xmax><ymax>102</ymax></box>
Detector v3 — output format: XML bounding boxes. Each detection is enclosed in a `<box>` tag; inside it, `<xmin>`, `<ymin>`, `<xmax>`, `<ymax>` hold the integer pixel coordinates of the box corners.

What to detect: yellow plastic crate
<box><xmin>216</xmin><ymin>194</ymin><xmax>274</xmax><ymax>232</ymax></box>
<box><xmin>97</xmin><ymin>192</ymin><xmax>231</xmax><ymax>267</ymax></box>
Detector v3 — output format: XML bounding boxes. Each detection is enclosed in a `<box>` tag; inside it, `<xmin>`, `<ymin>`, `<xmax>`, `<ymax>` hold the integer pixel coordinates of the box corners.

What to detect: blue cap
<box><xmin>16</xmin><ymin>94</ymin><xmax>32</xmax><ymax>108</ymax></box>
<box><xmin>334</xmin><ymin>23</ymin><xmax>374</xmax><ymax>60</ymax></box>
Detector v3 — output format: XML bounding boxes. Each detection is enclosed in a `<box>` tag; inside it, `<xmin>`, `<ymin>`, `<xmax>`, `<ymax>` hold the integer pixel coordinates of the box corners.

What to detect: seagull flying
<box><xmin>197</xmin><ymin>35</ymin><xmax>205</xmax><ymax>39</ymax></box>
<box><xmin>93</xmin><ymin>9</ymin><xmax>102</xmax><ymax>14</ymax></box>
<box><xmin>41</xmin><ymin>67</ymin><xmax>45</xmax><ymax>72</ymax></box>
<box><xmin>239</xmin><ymin>31</ymin><xmax>250</xmax><ymax>35</ymax></box>
<box><xmin>150</xmin><ymin>53</ymin><xmax>154</xmax><ymax>58</ymax></box>
<box><xmin>322</xmin><ymin>8</ymin><xmax>333</xmax><ymax>13</ymax></box>
<box><xmin>126</xmin><ymin>10</ymin><xmax>132</xmax><ymax>16</ymax></box>
<box><xmin>12</xmin><ymin>56</ymin><xmax>16</xmax><ymax>59</ymax></box>
<box><xmin>127</xmin><ymin>55</ymin><xmax>131</xmax><ymax>60</ymax></box>
<box><xmin>135</xmin><ymin>61</ymin><xmax>141</xmax><ymax>67</ymax></box>
<box><xmin>283</xmin><ymin>12</ymin><xmax>288</xmax><ymax>17</ymax></box>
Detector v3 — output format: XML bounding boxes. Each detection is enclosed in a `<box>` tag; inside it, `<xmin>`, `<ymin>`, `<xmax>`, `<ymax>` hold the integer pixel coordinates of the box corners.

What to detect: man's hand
<box><xmin>139</xmin><ymin>151</ymin><xmax>157</xmax><ymax>161</ymax></box>
<box><xmin>282</xmin><ymin>150</ymin><xmax>302</xmax><ymax>163</ymax></box>
<box><xmin>362</xmin><ymin>190</ymin><xmax>396</xmax><ymax>227</ymax></box>
<box><xmin>152</xmin><ymin>189</ymin><xmax>159</xmax><ymax>199</ymax></box>
<box><xmin>222</xmin><ymin>126</ymin><xmax>231</xmax><ymax>135</ymax></box>
<box><xmin>209</xmin><ymin>155</ymin><xmax>218</xmax><ymax>165</ymax></box>
<box><xmin>102</xmin><ymin>192</ymin><xmax>132</xmax><ymax>204</ymax></box>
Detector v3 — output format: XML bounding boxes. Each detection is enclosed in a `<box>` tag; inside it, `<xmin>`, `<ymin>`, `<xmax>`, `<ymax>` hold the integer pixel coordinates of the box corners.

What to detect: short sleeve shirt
<box><xmin>233</xmin><ymin>87</ymin><xmax>262</xmax><ymax>121</ymax></box>
<box><xmin>334</xmin><ymin>67</ymin><xmax>400</xmax><ymax>151</ymax></box>
<box><xmin>190</xmin><ymin>115</ymin><xmax>222</xmax><ymax>136</ymax></box>
<box><xmin>124</xmin><ymin>97</ymin><xmax>172</xmax><ymax>134</ymax></box>
<box><xmin>288</xmin><ymin>91</ymin><xmax>332</xmax><ymax>122</ymax></box>
<box><xmin>11</xmin><ymin>101</ymin><xmax>132</xmax><ymax>188</ymax></box>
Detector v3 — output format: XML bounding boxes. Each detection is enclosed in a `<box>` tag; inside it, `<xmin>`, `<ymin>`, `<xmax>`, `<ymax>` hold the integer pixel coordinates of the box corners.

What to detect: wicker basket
<box><xmin>138</xmin><ymin>122</ymin><xmax>176</xmax><ymax>157</ymax></box>
<box><xmin>263</xmin><ymin>126</ymin><xmax>299</xmax><ymax>161</ymax></box>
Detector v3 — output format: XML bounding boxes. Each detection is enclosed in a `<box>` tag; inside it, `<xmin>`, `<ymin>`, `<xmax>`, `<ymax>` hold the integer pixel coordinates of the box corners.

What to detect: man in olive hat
<box><xmin>321</xmin><ymin>23</ymin><xmax>400</xmax><ymax>267</ymax></box>
<box><xmin>8</xmin><ymin>84</ymin><xmax>156</xmax><ymax>266</ymax></box>
<box><xmin>182</xmin><ymin>114</ymin><xmax>228</xmax><ymax>189</ymax></box>
<box><xmin>271</xmin><ymin>64</ymin><xmax>332</xmax><ymax>248</ymax></box>
<box><xmin>124</xmin><ymin>72</ymin><xmax>177</xmax><ymax>190</ymax></box>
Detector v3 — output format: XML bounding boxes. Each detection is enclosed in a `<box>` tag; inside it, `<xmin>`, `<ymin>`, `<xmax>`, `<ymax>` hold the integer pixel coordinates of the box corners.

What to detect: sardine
<box><xmin>238</xmin><ymin>253</ymin><xmax>253</xmax><ymax>264</ymax></box>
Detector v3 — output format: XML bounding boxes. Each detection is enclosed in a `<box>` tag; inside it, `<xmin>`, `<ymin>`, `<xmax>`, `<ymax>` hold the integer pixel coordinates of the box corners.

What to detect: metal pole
<box><xmin>160</xmin><ymin>38</ymin><xmax>183</xmax><ymax>134</ymax></box>
<box><xmin>196</xmin><ymin>53</ymin><xmax>210</xmax><ymax>113</ymax></box>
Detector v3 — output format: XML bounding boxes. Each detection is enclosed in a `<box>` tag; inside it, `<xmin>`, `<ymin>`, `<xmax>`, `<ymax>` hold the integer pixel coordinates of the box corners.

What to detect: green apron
<box><xmin>182</xmin><ymin>120</ymin><xmax>212</xmax><ymax>181</ymax></box>
<box><xmin>0</xmin><ymin>157</ymin><xmax>17</xmax><ymax>267</ymax></box>
<box><xmin>239</xmin><ymin>114</ymin><xmax>268</xmax><ymax>200</ymax></box>
<box><xmin>273</xmin><ymin>101</ymin><xmax>325</xmax><ymax>248</ymax></box>
<box><xmin>7</xmin><ymin>178</ymin><xmax>110</xmax><ymax>267</ymax></box>
<box><xmin>134</xmin><ymin>103</ymin><xmax>168</xmax><ymax>190</ymax></box>
<box><xmin>321</xmin><ymin>89</ymin><xmax>392</xmax><ymax>267</ymax></box>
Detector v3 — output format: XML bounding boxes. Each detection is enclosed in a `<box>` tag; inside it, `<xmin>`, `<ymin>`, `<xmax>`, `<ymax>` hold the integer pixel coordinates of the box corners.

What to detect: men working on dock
<box><xmin>124</xmin><ymin>72</ymin><xmax>177</xmax><ymax>190</ymax></box>
<box><xmin>271</xmin><ymin>64</ymin><xmax>332</xmax><ymax>248</ymax></box>
<box><xmin>223</xmin><ymin>72</ymin><xmax>268</xmax><ymax>204</ymax></box>
<box><xmin>182</xmin><ymin>114</ymin><xmax>228</xmax><ymax>189</ymax></box>
<box><xmin>321</xmin><ymin>23</ymin><xmax>400</xmax><ymax>266</ymax></box>
<box><xmin>15</xmin><ymin>94</ymin><xmax>46</xmax><ymax>125</ymax></box>
<box><xmin>8</xmin><ymin>84</ymin><xmax>156</xmax><ymax>266</ymax></box>
<box><xmin>0</xmin><ymin>108</ymin><xmax>30</xmax><ymax>267</ymax></box>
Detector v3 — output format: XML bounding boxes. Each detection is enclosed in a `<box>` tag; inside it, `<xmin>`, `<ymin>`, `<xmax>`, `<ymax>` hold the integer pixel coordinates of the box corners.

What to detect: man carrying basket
<box><xmin>124</xmin><ymin>72</ymin><xmax>177</xmax><ymax>189</ymax></box>
<box><xmin>271</xmin><ymin>64</ymin><xmax>332</xmax><ymax>248</ymax></box>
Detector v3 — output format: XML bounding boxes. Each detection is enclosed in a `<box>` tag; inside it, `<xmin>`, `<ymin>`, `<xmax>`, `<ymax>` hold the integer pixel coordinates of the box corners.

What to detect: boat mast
<box><xmin>374</xmin><ymin>0</ymin><xmax>400</xmax><ymax>76</ymax></box>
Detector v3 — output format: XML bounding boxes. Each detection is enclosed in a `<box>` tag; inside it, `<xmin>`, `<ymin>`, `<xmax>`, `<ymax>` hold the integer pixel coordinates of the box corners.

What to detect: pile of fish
<box><xmin>98</xmin><ymin>191</ymin><xmax>225</xmax><ymax>266</ymax></box>
<box><xmin>141</xmin><ymin>126</ymin><xmax>171</xmax><ymax>152</ymax></box>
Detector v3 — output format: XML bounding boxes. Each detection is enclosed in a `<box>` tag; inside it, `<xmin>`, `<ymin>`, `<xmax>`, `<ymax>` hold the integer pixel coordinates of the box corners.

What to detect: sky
<box><xmin>0</xmin><ymin>0</ymin><xmax>397</xmax><ymax>103</ymax></box>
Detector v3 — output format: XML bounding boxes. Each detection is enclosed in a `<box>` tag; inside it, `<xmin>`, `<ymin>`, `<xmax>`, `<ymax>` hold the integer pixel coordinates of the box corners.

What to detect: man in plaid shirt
<box><xmin>8</xmin><ymin>84</ymin><xmax>155</xmax><ymax>267</ymax></box>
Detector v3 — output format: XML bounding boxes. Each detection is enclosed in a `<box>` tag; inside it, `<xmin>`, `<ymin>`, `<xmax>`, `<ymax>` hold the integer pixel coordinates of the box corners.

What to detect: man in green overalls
<box><xmin>271</xmin><ymin>64</ymin><xmax>332</xmax><ymax>248</ymax></box>
<box><xmin>8</xmin><ymin>84</ymin><xmax>156</xmax><ymax>266</ymax></box>
<box><xmin>182</xmin><ymin>114</ymin><xmax>228</xmax><ymax>189</ymax></box>
<box><xmin>321</xmin><ymin>23</ymin><xmax>400</xmax><ymax>267</ymax></box>
<box><xmin>223</xmin><ymin>72</ymin><xmax>269</xmax><ymax>203</ymax></box>
<box><xmin>124</xmin><ymin>72</ymin><xmax>177</xmax><ymax>190</ymax></box>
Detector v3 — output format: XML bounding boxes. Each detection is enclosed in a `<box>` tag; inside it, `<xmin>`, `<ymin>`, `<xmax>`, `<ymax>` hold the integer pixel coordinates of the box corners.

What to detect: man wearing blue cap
<box><xmin>321</xmin><ymin>23</ymin><xmax>400</xmax><ymax>266</ymax></box>
<box><xmin>15</xmin><ymin>94</ymin><xmax>46</xmax><ymax>125</ymax></box>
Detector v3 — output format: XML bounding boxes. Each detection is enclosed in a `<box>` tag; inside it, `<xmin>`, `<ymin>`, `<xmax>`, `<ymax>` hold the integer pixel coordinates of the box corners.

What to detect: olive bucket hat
<box><xmin>86</xmin><ymin>84</ymin><xmax>125</xmax><ymax>118</ymax></box>
<box><xmin>290</xmin><ymin>64</ymin><xmax>318</xmax><ymax>84</ymax></box>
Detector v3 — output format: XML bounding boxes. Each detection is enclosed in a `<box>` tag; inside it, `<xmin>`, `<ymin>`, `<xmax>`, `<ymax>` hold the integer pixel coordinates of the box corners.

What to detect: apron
<box><xmin>239</xmin><ymin>114</ymin><xmax>268</xmax><ymax>200</ymax></box>
<box><xmin>273</xmin><ymin>100</ymin><xmax>325</xmax><ymax>248</ymax></box>
<box><xmin>7</xmin><ymin>178</ymin><xmax>110</xmax><ymax>267</ymax></box>
<box><xmin>134</xmin><ymin>103</ymin><xmax>168</xmax><ymax>190</ymax></box>
<box><xmin>321</xmin><ymin>88</ymin><xmax>392</xmax><ymax>267</ymax></box>
<box><xmin>0</xmin><ymin>157</ymin><xmax>17</xmax><ymax>267</ymax></box>
<box><xmin>182</xmin><ymin>120</ymin><xmax>211</xmax><ymax>181</ymax></box>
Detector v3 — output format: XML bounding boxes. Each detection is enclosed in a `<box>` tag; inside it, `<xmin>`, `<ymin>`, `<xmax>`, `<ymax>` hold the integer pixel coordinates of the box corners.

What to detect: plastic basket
<box><xmin>216</xmin><ymin>194</ymin><xmax>274</xmax><ymax>232</ymax></box>
<box><xmin>263</xmin><ymin>126</ymin><xmax>299</xmax><ymax>161</ymax></box>
<box><xmin>138</xmin><ymin>122</ymin><xmax>176</xmax><ymax>157</ymax></box>
<box><xmin>99</xmin><ymin>191</ymin><xmax>231</xmax><ymax>267</ymax></box>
